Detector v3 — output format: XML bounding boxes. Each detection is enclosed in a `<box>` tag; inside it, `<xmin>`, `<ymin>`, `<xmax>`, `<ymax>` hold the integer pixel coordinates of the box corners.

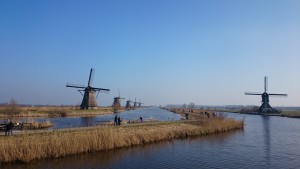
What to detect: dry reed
<box><xmin>0</xmin><ymin>118</ymin><xmax>243</xmax><ymax>163</ymax></box>
<box><xmin>0</xmin><ymin>106</ymin><xmax>114</xmax><ymax>118</ymax></box>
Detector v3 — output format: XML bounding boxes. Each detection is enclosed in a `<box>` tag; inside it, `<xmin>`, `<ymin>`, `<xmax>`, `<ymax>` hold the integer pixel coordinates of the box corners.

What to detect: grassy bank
<box><xmin>281</xmin><ymin>111</ymin><xmax>300</xmax><ymax>118</ymax></box>
<box><xmin>0</xmin><ymin>118</ymin><xmax>243</xmax><ymax>163</ymax></box>
<box><xmin>0</xmin><ymin>106</ymin><xmax>114</xmax><ymax>118</ymax></box>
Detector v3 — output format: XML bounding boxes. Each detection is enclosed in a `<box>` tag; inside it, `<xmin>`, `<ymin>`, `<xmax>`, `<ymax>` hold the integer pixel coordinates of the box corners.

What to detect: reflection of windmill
<box><xmin>66</xmin><ymin>68</ymin><xmax>110</xmax><ymax>109</ymax></box>
<box><xmin>112</xmin><ymin>89</ymin><xmax>125</xmax><ymax>112</ymax></box>
<box><xmin>137</xmin><ymin>99</ymin><xmax>144</xmax><ymax>107</ymax></box>
<box><xmin>245</xmin><ymin>76</ymin><xmax>287</xmax><ymax>113</ymax></box>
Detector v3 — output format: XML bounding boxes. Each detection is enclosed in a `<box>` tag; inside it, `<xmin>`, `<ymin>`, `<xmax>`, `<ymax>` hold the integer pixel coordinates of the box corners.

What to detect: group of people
<box><xmin>4</xmin><ymin>120</ymin><xmax>14</xmax><ymax>136</ymax></box>
<box><xmin>114</xmin><ymin>115</ymin><xmax>121</xmax><ymax>126</ymax></box>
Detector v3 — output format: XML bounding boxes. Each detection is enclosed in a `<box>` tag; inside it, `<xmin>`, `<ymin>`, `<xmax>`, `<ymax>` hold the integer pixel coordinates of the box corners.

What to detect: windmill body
<box><xmin>112</xmin><ymin>90</ymin><xmax>125</xmax><ymax>112</ymax></box>
<box><xmin>133</xmin><ymin>98</ymin><xmax>138</xmax><ymax>107</ymax></box>
<box><xmin>245</xmin><ymin>76</ymin><xmax>287</xmax><ymax>113</ymax></box>
<box><xmin>66</xmin><ymin>68</ymin><xmax>110</xmax><ymax>110</ymax></box>
<box><xmin>81</xmin><ymin>88</ymin><xmax>98</xmax><ymax>109</ymax></box>
<box><xmin>137</xmin><ymin>99</ymin><xmax>144</xmax><ymax>107</ymax></box>
<box><xmin>112</xmin><ymin>98</ymin><xmax>122</xmax><ymax>109</ymax></box>
<box><xmin>126</xmin><ymin>100</ymin><xmax>133</xmax><ymax>109</ymax></box>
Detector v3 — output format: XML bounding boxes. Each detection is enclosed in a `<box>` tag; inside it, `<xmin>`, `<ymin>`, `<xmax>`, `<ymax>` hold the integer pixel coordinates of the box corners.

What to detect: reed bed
<box><xmin>0</xmin><ymin>106</ymin><xmax>114</xmax><ymax>118</ymax></box>
<box><xmin>281</xmin><ymin>111</ymin><xmax>300</xmax><ymax>118</ymax></box>
<box><xmin>0</xmin><ymin>118</ymin><xmax>243</xmax><ymax>163</ymax></box>
<box><xmin>25</xmin><ymin>121</ymin><xmax>53</xmax><ymax>129</ymax></box>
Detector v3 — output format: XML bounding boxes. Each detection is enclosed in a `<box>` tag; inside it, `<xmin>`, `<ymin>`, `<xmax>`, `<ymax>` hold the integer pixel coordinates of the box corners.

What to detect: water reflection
<box><xmin>80</xmin><ymin>116</ymin><xmax>96</xmax><ymax>127</ymax></box>
<box><xmin>262</xmin><ymin>116</ymin><xmax>271</xmax><ymax>166</ymax></box>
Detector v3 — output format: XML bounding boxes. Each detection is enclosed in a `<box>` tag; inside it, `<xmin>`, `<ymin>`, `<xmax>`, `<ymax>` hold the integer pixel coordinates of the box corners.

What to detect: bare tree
<box><xmin>188</xmin><ymin>102</ymin><xmax>195</xmax><ymax>109</ymax></box>
<box><xmin>4</xmin><ymin>98</ymin><xmax>21</xmax><ymax>117</ymax></box>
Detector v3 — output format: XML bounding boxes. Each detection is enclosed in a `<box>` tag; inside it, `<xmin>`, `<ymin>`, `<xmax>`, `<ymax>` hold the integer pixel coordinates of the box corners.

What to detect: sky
<box><xmin>0</xmin><ymin>0</ymin><xmax>299</xmax><ymax>107</ymax></box>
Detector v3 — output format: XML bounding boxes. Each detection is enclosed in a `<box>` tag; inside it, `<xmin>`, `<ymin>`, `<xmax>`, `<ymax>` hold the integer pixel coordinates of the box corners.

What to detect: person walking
<box><xmin>117</xmin><ymin>116</ymin><xmax>121</xmax><ymax>125</ymax></box>
<box><xmin>4</xmin><ymin>123</ymin><xmax>9</xmax><ymax>136</ymax></box>
<box><xmin>114</xmin><ymin>115</ymin><xmax>118</xmax><ymax>126</ymax></box>
<box><xmin>8</xmin><ymin>121</ymin><xmax>14</xmax><ymax>136</ymax></box>
<box><xmin>185</xmin><ymin>113</ymin><xmax>189</xmax><ymax>120</ymax></box>
<box><xmin>140</xmin><ymin>116</ymin><xmax>143</xmax><ymax>123</ymax></box>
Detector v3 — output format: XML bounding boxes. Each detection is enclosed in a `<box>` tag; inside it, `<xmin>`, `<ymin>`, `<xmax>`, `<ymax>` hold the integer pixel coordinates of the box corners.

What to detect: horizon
<box><xmin>1</xmin><ymin>1</ymin><xmax>299</xmax><ymax>107</ymax></box>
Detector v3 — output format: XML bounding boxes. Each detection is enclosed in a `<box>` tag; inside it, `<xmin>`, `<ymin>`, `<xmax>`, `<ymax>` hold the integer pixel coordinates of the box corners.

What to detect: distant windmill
<box><xmin>112</xmin><ymin>89</ymin><xmax>125</xmax><ymax>112</ymax></box>
<box><xmin>137</xmin><ymin>99</ymin><xmax>144</xmax><ymax>107</ymax></box>
<box><xmin>245</xmin><ymin>76</ymin><xmax>287</xmax><ymax>113</ymax></box>
<box><xmin>125</xmin><ymin>96</ymin><xmax>133</xmax><ymax>109</ymax></box>
<box><xmin>66</xmin><ymin>68</ymin><xmax>110</xmax><ymax>109</ymax></box>
<box><xmin>133</xmin><ymin>98</ymin><xmax>138</xmax><ymax>107</ymax></box>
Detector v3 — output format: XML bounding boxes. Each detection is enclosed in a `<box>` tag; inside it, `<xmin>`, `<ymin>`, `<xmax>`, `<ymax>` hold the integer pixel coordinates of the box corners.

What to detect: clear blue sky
<box><xmin>1</xmin><ymin>0</ymin><xmax>299</xmax><ymax>107</ymax></box>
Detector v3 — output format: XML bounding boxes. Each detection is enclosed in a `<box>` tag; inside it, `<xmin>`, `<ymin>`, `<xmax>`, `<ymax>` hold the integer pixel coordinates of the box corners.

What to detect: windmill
<box><xmin>133</xmin><ymin>98</ymin><xmax>138</xmax><ymax>107</ymax></box>
<box><xmin>137</xmin><ymin>99</ymin><xmax>144</xmax><ymax>107</ymax></box>
<box><xmin>112</xmin><ymin>89</ymin><xmax>125</xmax><ymax>112</ymax></box>
<box><xmin>125</xmin><ymin>96</ymin><xmax>133</xmax><ymax>109</ymax></box>
<box><xmin>66</xmin><ymin>68</ymin><xmax>110</xmax><ymax>109</ymax></box>
<box><xmin>245</xmin><ymin>76</ymin><xmax>287</xmax><ymax>113</ymax></box>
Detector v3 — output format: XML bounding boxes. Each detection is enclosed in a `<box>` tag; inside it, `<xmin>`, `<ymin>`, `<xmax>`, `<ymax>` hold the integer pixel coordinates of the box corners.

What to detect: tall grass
<box><xmin>0</xmin><ymin>118</ymin><xmax>243</xmax><ymax>163</ymax></box>
<box><xmin>0</xmin><ymin>106</ymin><xmax>114</xmax><ymax>118</ymax></box>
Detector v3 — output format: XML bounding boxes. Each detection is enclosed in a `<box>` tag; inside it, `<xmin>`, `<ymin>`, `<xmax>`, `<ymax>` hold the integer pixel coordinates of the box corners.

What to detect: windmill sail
<box><xmin>66</xmin><ymin>68</ymin><xmax>110</xmax><ymax>109</ymax></box>
<box><xmin>245</xmin><ymin>76</ymin><xmax>287</xmax><ymax>113</ymax></box>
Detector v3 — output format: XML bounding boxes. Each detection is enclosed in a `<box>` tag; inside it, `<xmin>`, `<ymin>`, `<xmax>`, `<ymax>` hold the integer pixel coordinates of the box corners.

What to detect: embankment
<box><xmin>0</xmin><ymin>106</ymin><xmax>114</xmax><ymax>118</ymax></box>
<box><xmin>0</xmin><ymin>118</ymin><xmax>243</xmax><ymax>163</ymax></box>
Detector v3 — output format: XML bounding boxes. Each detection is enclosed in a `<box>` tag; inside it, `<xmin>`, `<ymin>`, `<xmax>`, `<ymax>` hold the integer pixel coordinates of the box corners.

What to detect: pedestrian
<box><xmin>185</xmin><ymin>113</ymin><xmax>189</xmax><ymax>120</ymax></box>
<box><xmin>140</xmin><ymin>116</ymin><xmax>143</xmax><ymax>123</ymax></box>
<box><xmin>4</xmin><ymin>123</ymin><xmax>9</xmax><ymax>136</ymax></box>
<box><xmin>117</xmin><ymin>116</ymin><xmax>121</xmax><ymax>125</ymax></box>
<box><xmin>114</xmin><ymin>115</ymin><xmax>118</xmax><ymax>126</ymax></box>
<box><xmin>8</xmin><ymin>121</ymin><xmax>14</xmax><ymax>135</ymax></box>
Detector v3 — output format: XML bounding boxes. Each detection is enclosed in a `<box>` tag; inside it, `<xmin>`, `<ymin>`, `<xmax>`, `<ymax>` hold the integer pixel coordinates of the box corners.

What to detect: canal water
<box><xmin>2</xmin><ymin>111</ymin><xmax>300</xmax><ymax>169</ymax></box>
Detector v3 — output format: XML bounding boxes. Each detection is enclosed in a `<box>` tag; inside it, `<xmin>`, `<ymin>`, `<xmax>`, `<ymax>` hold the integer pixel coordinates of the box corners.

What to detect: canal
<box><xmin>1</xmin><ymin>111</ymin><xmax>300</xmax><ymax>169</ymax></box>
<box><xmin>2</xmin><ymin>108</ymin><xmax>182</xmax><ymax>129</ymax></box>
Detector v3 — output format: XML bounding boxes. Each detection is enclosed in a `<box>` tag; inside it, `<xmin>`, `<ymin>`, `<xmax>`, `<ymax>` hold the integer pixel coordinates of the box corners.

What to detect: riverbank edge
<box><xmin>0</xmin><ymin>118</ymin><xmax>243</xmax><ymax>163</ymax></box>
<box><xmin>0</xmin><ymin>107</ymin><xmax>148</xmax><ymax>118</ymax></box>
<box><xmin>0</xmin><ymin>108</ymin><xmax>115</xmax><ymax>118</ymax></box>
<box><xmin>215</xmin><ymin>110</ymin><xmax>300</xmax><ymax>119</ymax></box>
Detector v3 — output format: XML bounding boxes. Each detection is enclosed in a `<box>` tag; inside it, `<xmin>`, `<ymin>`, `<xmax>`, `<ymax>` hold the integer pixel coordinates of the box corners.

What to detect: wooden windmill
<box><xmin>133</xmin><ymin>98</ymin><xmax>138</xmax><ymax>107</ymax></box>
<box><xmin>137</xmin><ymin>99</ymin><xmax>144</xmax><ymax>107</ymax></box>
<box><xmin>112</xmin><ymin>89</ymin><xmax>125</xmax><ymax>112</ymax></box>
<box><xmin>245</xmin><ymin>76</ymin><xmax>287</xmax><ymax>113</ymax></box>
<box><xmin>66</xmin><ymin>68</ymin><xmax>110</xmax><ymax>109</ymax></box>
<box><xmin>125</xmin><ymin>96</ymin><xmax>133</xmax><ymax>109</ymax></box>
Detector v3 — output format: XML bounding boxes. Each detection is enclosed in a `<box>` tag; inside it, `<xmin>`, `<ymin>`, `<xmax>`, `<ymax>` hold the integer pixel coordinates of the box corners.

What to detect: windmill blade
<box><xmin>91</xmin><ymin>87</ymin><xmax>110</xmax><ymax>91</ymax></box>
<box><xmin>66</xmin><ymin>83</ymin><xmax>86</xmax><ymax>89</ymax></box>
<box><xmin>269</xmin><ymin>93</ymin><xmax>288</xmax><ymax>97</ymax></box>
<box><xmin>120</xmin><ymin>98</ymin><xmax>125</xmax><ymax>99</ymax></box>
<box><xmin>88</xmin><ymin>68</ymin><xmax>95</xmax><ymax>86</ymax></box>
<box><xmin>245</xmin><ymin>92</ymin><xmax>262</xmax><ymax>95</ymax></box>
<box><xmin>264</xmin><ymin>76</ymin><xmax>268</xmax><ymax>92</ymax></box>
<box><xmin>99</xmin><ymin>89</ymin><xmax>110</xmax><ymax>94</ymax></box>
<box><xmin>118</xmin><ymin>88</ymin><xmax>120</xmax><ymax>97</ymax></box>
<box><xmin>77</xmin><ymin>90</ymin><xmax>84</xmax><ymax>96</ymax></box>
<box><xmin>94</xmin><ymin>89</ymin><xmax>110</xmax><ymax>98</ymax></box>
